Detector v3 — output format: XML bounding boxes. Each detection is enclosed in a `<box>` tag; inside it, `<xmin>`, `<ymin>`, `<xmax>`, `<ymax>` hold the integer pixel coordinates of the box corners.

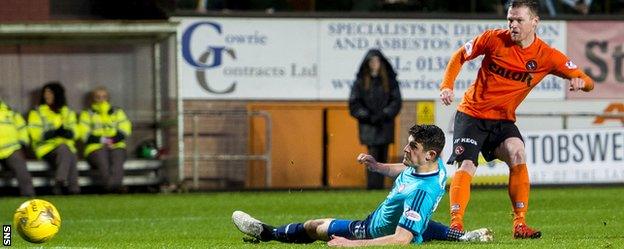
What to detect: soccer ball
<box><xmin>12</xmin><ymin>199</ymin><xmax>62</xmax><ymax>243</ymax></box>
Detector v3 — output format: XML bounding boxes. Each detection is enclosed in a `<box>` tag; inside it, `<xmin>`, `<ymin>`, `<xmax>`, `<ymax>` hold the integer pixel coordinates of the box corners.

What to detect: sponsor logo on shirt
<box><xmin>487</xmin><ymin>62</ymin><xmax>534</xmax><ymax>87</ymax></box>
<box><xmin>404</xmin><ymin>209</ymin><xmax>422</xmax><ymax>222</ymax></box>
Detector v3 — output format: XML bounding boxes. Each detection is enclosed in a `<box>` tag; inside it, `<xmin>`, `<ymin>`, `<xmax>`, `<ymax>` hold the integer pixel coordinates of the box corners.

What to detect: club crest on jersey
<box><xmin>404</xmin><ymin>209</ymin><xmax>422</xmax><ymax>222</ymax></box>
<box><xmin>454</xmin><ymin>145</ymin><xmax>465</xmax><ymax>155</ymax></box>
<box><xmin>566</xmin><ymin>60</ymin><xmax>578</xmax><ymax>69</ymax></box>
<box><xmin>525</xmin><ymin>60</ymin><xmax>537</xmax><ymax>71</ymax></box>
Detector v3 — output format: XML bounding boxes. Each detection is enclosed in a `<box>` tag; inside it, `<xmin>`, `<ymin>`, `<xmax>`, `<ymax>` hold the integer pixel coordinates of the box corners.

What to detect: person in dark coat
<box><xmin>348</xmin><ymin>49</ymin><xmax>402</xmax><ymax>189</ymax></box>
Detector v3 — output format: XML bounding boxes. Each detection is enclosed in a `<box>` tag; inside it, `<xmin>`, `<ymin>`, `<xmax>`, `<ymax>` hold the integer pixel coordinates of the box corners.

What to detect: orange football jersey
<box><xmin>441</xmin><ymin>29</ymin><xmax>593</xmax><ymax>121</ymax></box>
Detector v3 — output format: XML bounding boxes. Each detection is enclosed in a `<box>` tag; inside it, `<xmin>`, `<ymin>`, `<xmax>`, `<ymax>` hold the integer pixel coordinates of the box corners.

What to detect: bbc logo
<box><xmin>2</xmin><ymin>225</ymin><xmax>10</xmax><ymax>246</ymax></box>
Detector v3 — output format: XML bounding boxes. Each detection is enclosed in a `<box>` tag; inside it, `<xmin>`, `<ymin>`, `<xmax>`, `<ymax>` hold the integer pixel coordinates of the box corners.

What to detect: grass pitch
<box><xmin>1</xmin><ymin>186</ymin><xmax>623</xmax><ymax>248</ymax></box>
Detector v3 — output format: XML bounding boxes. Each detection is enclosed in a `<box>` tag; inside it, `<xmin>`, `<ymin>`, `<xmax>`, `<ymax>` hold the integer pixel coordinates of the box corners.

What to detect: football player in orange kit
<box><xmin>438</xmin><ymin>0</ymin><xmax>594</xmax><ymax>239</ymax></box>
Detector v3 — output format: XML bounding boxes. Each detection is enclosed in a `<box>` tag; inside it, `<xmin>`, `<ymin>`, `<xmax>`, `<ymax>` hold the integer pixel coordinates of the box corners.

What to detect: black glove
<box><xmin>43</xmin><ymin>130</ymin><xmax>57</xmax><ymax>140</ymax></box>
<box><xmin>86</xmin><ymin>134</ymin><xmax>101</xmax><ymax>144</ymax></box>
<box><xmin>110</xmin><ymin>131</ymin><xmax>126</xmax><ymax>143</ymax></box>
<box><xmin>56</xmin><ymin>127</ymin><xmax>74</xmax><ymax>139</ymax></box>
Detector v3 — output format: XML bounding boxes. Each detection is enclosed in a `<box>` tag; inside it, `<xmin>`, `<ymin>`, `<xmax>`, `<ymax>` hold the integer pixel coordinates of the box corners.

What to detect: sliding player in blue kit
<box><xmin>232</xmin><ymin>124</ymin><xmax>492</xmax><ymax>246</ymax></box>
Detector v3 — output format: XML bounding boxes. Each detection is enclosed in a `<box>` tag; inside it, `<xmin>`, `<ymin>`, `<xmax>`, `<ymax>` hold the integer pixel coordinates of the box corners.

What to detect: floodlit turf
<box><xmin>1</xmin><ymin>186</ymin><xmax>623</xmax><ymax>248</ymax></box>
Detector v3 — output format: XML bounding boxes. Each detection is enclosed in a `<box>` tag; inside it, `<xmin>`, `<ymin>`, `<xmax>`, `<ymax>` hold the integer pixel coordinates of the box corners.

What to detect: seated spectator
<box><xmin>28</xmin><ymin>82</ymin><xmax>80</xmax><ymax>195</ymax></box>
<box><xmin>79</xmin><ymin>86</ymin><xmax>132</xmax><ymax>193</ymax></box>
<box><xmin>0</xmin><ymin>99</ymin><xmax>35</xmax><ymax>196</ymax></box>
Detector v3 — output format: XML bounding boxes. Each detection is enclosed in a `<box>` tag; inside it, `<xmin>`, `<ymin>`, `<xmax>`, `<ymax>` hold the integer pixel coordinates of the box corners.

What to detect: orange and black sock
<box><xmin>509</xmin><ymin>163</ymin><xmax>530</xmax><ymax>226</ymax></box>
<box><xmin>449</xmin><ymin>170</ymin><xmax>472</xmax><ymax>228</ymax></box>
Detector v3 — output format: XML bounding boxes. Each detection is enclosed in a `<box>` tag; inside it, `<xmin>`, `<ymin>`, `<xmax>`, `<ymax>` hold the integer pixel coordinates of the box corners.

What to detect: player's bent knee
<box><xmin>460</xmin><ymin>160</ymin><xmax>476</xmax><ymax>167</ymax></box>
<box><xmin>499</xmin><ymin>138</ymin><xmax>526</xmax><ymax>165</ymax></box>
<box><xmin>303</xmin><ymin>220</ymin><xmax>320</xmax><ymax>231</ymax></box>
<box><xmin>458</xmin><ymin>160</ymin><xmax>477</xmax><ymax>174</ymax></box>
<box><xmin>304</xmin><ymin>219</ymin><xmax>331</xmax><ymax>239</ymax></box>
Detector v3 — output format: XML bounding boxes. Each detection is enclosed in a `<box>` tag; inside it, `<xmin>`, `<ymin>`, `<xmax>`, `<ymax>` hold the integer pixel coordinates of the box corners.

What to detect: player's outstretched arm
<box><xmin>439</xmin><ymin>48</ymin><xmax>466</xmax><ymax>106</ymax></box>
<box><xmin>551</xmin><ymin>49</ymin><xmax>594</xmax><ymax>92</ymax></box>
<box><xmin>357</xmin><ymin>153</ymin><xmax>406</xmax><ymax>178</ymax></box>
<box><xmin>327</xmin><ymin>226</ymin><xmax>413</xmax><ymax>247</ymax></box>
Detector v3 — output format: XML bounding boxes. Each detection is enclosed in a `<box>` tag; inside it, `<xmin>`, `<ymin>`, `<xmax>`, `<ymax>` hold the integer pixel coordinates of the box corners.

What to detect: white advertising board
<box><xmin>176</xmin><ymin>17</ymin><xmax>567</xmax><ymax>100</ymax></box>
<box><xmin>176</xmin><ymin>18</ymin><xmax>319</xmax><ymax>100</ymax></box>
<box><xmin>319</xmin><ymin>19</ymin><xmax>567</xmax><ymax>100</ymax></box>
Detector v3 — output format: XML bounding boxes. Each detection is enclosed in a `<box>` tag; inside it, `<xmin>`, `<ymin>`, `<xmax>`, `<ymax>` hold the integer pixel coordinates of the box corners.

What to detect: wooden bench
<box><xmin>0</xmin><ymin>160</ymin><xmax>164</xmax><ymax>188</ymax></box>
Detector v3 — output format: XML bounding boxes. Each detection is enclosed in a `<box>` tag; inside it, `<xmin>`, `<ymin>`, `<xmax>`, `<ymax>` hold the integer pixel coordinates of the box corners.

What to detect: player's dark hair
<box><xmin>409</xmin><ymin>124</ymin><xmax>445</xmax><ymax>159</ymax></box>
<box><xmin>39</xmin><ymin>81</ymin><xmax>67</xmax><ymax>113</ymax></box>
<box><xmin>509</xmin><ymin>0</ymin><xmax>539</xmax><ymax>17</ymax></box>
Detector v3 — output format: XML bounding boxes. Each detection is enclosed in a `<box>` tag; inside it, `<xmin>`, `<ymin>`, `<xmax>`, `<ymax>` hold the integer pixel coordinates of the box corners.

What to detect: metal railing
<box><xmin>183</xmin><ymin>110</ymin><xmax>272</xmax><ymax>189</ymax></box>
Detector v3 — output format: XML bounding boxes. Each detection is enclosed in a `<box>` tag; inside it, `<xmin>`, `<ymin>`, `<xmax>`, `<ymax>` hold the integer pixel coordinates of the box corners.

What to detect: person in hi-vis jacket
<box><xmin>79</xmin><ymin>86</ymin><xmax>132</xmax><ymax>193</ymax></box>
<box><xmin>28</xmin><ymin>82</ymin><xmax>80</xmax><ymax>195</ymax></box>
<box><xmin>0</xmin><ymin>99</ymin><xmax>35</xmax><ymax>196</ymax></box>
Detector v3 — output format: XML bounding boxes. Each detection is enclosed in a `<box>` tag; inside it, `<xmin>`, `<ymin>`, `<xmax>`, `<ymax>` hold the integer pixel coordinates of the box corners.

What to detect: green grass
<box><xmin>1</xmin><ymin>187</ymin><xmax>623</xmax><ymax>248</ymax></box>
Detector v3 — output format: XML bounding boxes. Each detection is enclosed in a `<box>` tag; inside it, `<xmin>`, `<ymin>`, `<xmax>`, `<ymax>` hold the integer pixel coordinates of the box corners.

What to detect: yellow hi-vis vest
<box><xmin>0</xmin><ymin>101</ymin><xmax>29</xmax><ymax>159</ymax></box>
<box><xmin>78</xmin><ymin>101</ymin><xmax>132</xmax><ymax>156</ymax></box>
<box><xmin>27</xmin><ymin>105</ymin><xmax>79</xmax><ymax>159</ymax></box>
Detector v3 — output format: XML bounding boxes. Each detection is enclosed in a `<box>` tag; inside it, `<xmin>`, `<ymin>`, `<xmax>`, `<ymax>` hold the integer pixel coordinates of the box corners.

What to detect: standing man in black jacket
<box><xmin>349</xmin><ymin>49</ymin><xmax>402</xmax><ymax>189</ymax></box>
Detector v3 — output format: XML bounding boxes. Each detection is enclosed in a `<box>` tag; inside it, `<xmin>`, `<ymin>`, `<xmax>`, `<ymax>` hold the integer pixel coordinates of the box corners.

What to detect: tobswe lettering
<box><xmin>487</xmin><ymin>62</ymin><xmax>533</xmax><ymax>87</ymax></box>
<box><xmin>526</xmin><ymin>131</ymin><xmax>623</xmax><ymax>164</ymax></box>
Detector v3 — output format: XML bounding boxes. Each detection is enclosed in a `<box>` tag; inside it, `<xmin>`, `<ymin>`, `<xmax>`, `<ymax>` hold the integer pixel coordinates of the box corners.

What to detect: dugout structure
<box><xmin>0</xmin><ymin>21</ymin><xmax>179</xmax><ymax>189</ymax></box>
